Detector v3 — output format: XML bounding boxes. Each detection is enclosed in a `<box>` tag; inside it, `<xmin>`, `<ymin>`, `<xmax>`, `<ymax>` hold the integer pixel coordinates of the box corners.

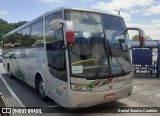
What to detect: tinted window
<box><xmin>65</xmin><ymin>10</ymin><xmax>110</xmax><ymax>78</ymax></box>
<box><xmin>14</xmin><ymin>31</ymin><xmax>21</xmax><ymax>48</ymax></box>
<box><xmin>102</xmin><ymin>15</ymin><xmax>125</xmax><ymax>31</ymax></box>
<box><xmin>22</xmin><ymin>27</ymin><xmax>30</xmax><ymax>47</ymax></box>
<box><xmin>10</xmin><ymin>34</ymin><xmax>15</xmax><ymax>48</ymax></box>
<box><xmin>31</xmin><ymin>19</ymin><xmax>43</xmax><ymax>47</ymax></box>
<box><xmin>102</xmin><ymin>14</ymin><xmax>132</xmax><ymax>74</ymax></box>
<box><xmin>45</xmin><ymin>12</ymin><xmax>62</xmax><ymax>43</ymax></box>
<box><xmin>45</xmin><ymin>12</ymin><xmax>67</xmax><ymax>82</ymax></box>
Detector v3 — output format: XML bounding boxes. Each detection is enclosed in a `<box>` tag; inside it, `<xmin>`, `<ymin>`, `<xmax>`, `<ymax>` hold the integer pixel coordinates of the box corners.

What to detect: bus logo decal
<box><xmin>88</xmin><ymin>78</ymin><xmax>112</xmax><ymax>88</ymax></box>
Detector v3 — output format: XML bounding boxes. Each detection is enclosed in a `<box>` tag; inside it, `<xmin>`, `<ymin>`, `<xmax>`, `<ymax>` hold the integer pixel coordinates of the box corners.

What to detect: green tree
<box><xmin>10</xmin><ymin>21</ymin><xmax>28</xmax><ymax>30</ymax></box>
<box><xmin>132</xmin><ymin>34</ymin><xmax>139</xmax><ymax>40</ymax></box>
<box><xmin>132</xmin><ymin>34</ymin><xmax>151</xmax><ymax>40</ymax></box>
<box><xmin>0</xmin><ymin>18</ymin><xmax>27</xmax><ymax>47</ymax></box>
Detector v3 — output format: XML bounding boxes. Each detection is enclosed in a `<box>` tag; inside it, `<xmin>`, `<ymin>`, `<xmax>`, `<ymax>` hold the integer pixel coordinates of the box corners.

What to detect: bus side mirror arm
<box><xmin>125</xmin><ymin>27</ymin><xmax>145</xmax><ymax>48</ymax></box>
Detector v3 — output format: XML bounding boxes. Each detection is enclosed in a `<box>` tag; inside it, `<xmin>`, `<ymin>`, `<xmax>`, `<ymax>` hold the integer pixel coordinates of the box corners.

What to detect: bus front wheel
<box><xmin>38</xmin><ymin>78</ymin><xmax>48</xmax><ymax>101</ymax></box>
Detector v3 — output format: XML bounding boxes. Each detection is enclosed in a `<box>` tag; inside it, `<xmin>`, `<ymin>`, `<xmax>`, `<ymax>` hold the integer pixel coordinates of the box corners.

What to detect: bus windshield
<box><xmin>102</xmin><ymin>14</ymin><xmax>132</xmax><ymax>76</ymax></box>
<box><xmin>65</xmin><ymin>10</ymin><xmax>132</xmax><ymax>79</ymax></box>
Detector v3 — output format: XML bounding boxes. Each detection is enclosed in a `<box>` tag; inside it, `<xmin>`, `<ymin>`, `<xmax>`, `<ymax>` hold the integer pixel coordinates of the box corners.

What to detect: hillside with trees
<box><xmin>0</xmin><ymin>19</ymin><xmax>27</xmax><ymax>39</ymax></box>
<box><xmin>132</xmin><ymin>34</ymin><xmax>151</xmax><ymax>40</ymax></box>
<box><xmin>0</xmin><ymin>18</ymin><xmax>27</xmax><ymax>48</ymax></box>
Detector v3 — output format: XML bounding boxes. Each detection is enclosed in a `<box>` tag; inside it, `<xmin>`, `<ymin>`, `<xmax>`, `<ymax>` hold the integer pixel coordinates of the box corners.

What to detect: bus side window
<box><xmin>9</xmin><ymin>34</ymin><xmax>14</xmax><ymax>48</ymax></box>
<box><xmin>14</xmin><ymin>31</ymin><xmax>21</xmax><ymax>48</ymax></box>
<box><xmin>31</xmin><ymin>20</ymin><xmax>44</xmax><ymax>47</ymax></box>
<box><xmin>22</xmin><ymin>26</ymin><xmax>31</xmax><ymax>47</ymax></box>
<box><xmin>45</xmin><ymin>12</ymin><xmax>67</xmax><ymax>82</ymax></box>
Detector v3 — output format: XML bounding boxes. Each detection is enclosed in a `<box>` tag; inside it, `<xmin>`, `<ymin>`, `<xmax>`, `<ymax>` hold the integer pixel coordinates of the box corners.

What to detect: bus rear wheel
<box><xmin>38</xmin><ymin>78</ymin><xmax>48</xmax><ymax>101</ymax></box>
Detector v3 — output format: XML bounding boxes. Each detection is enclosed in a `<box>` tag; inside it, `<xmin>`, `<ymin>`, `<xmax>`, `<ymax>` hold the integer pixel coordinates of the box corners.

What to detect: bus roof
<box><xmin>46</xmin><ymin>7</ymin><xmax>121</xmax><ymax>17</ymax></box>
<box><xmin>4</xmin><ymin>7</ymin><xmax>122</xmax><ymax>37</ymax></box>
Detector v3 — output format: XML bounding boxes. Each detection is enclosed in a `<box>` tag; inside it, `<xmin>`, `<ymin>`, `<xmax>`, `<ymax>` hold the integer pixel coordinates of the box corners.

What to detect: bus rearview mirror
<box><xmin>126</xmin><ymin>27</ymin><xmax>145</xmax><ymax>47</ymax></box>
<box><xmin>59</xmin><ymin>20</ymin><xmax>75</xmax><ymax>47</ymax></box>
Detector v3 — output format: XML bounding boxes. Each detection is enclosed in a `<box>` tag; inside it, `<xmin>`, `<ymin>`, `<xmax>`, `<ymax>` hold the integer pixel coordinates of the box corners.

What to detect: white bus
<box><xmin>2</xmin><ymin>7</ymin><xmax>145</xmax><ymax>108</ymax></box>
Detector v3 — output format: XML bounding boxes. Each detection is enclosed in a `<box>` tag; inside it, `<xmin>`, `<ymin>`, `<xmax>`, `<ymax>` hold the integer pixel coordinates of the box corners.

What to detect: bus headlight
<box><xmin>71</xmin><ymin>84</ymin><xmax>91</xmax><ymax>91</ymax></box>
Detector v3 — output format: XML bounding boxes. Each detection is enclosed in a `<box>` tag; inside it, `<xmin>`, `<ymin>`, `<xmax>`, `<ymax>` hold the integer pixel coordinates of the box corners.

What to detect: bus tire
<box><xmin>38</xmin><ymin>77</ymin><xmax>48</xmax><ymax>101</ymax></box>
<box><xmin>8</xmin><ymin>64</ymin><xmax>14</xmax><ymax>79</ymax></box>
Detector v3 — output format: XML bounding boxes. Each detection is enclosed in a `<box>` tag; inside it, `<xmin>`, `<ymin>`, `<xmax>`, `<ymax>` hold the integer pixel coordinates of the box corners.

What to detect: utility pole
<box><xmin>114</xmin><ymin>8</ymin><xmax>124</xmax><ymax>15</ymax></box>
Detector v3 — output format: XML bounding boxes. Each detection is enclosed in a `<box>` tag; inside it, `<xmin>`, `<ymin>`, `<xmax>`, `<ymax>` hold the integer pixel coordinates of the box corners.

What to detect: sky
<box><xmin>0</xmin><ymin>0</ymin><xmax>160</xmax><ymax>40</ymax></box>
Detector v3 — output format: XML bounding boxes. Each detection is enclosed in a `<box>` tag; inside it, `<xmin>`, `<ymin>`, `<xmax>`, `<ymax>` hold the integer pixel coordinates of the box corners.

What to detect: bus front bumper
<box><xmin>66</xmin><ymin>83</ymin><xmax>133</xmax><ymax>108</ymax></box>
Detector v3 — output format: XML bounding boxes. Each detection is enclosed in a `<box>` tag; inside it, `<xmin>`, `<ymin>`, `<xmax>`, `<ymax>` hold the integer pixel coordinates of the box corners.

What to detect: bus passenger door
<box><xmin>45</xmin><ymin>12</ymin><xmax>68</xmax><ymax>104</ymax></box>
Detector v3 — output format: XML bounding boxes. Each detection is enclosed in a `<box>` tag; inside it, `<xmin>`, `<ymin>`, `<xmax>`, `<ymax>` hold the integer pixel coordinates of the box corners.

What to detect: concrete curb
<box><xmin>0</xmin><ymin>93</ymin><xmax>7</xmax><ymax>107</ymax></box>
<box><xmin>0</xmin><ymin>77</ymin><xmax>24</xmax><ymax>107</ymax></box>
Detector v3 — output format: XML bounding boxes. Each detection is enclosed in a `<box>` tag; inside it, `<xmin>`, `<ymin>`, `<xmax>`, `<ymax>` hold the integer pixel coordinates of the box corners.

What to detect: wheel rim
<box><xmin>39</xmin><ymin>80</ymin><xmax>45</xmax><ymax>97</ymax></box>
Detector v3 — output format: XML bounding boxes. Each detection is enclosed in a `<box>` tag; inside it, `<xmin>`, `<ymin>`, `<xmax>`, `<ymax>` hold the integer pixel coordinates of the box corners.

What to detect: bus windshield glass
<box><xmin>102</xmin><ymin>14</ymin><xmax>132</xmax><ymax>75</ymax></box>
<box><xmin>65</xmin><ymin>10</ymin><xmax>132</xmax><ymax>78</ymax></box>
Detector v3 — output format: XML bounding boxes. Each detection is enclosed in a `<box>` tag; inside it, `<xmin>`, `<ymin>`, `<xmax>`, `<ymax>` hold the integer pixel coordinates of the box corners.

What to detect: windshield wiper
<box><xmin>106</xmin><ymin>36</ymin><xmax>127</xmax><ymax>76</ymax></box>
<box><xmin>93</xmin><ymin>40</ymin><xmax>127</xmax><ymax>79</ymax></box>
<box><xmin>93</xmin><ymin>39</ymin><xmax>111</xmax><ymax>79</ymax></box>
<box><xmin>114</xmin><ymin>57</ymin><xmax>126</xmax><ymax>76</ymax></box>
<box><xmin>107</xmin><ymin>42</ymin><xmax>126</xmax><ymax>76</ymax></box>
<box><xmin>94</xmin><ymin>55</ymin><xmax>106</xmax><ymax>78</ymax></box>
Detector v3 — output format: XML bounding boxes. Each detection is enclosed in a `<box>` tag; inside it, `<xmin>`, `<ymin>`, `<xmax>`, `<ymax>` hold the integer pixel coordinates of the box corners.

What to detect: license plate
<box><xmin>104</xmin><ymin>93</ymin><xmax>116</xmax><ymax>100</ymax></box>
